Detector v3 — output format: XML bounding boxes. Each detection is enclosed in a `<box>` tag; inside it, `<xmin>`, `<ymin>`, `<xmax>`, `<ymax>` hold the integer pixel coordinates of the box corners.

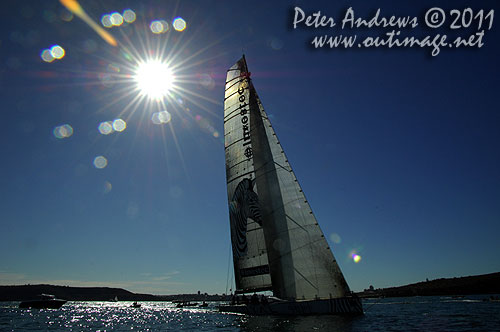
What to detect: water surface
<box><xmin>1</xmin><ymin>296</ymin><xmax>499</xmax><ymax>331</ymax></box>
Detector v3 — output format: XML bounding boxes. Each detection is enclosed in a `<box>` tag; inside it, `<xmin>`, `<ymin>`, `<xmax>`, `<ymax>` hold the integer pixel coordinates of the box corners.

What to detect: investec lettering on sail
<box><xmin>238</xmin><ymin>78</ymin><xmax>253</xmax><ymax>159</ymax></box>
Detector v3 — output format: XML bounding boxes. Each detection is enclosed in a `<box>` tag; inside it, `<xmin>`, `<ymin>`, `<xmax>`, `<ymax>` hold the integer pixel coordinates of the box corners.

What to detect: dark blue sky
<box><xmin>0</xmin><ymin>0</ymin><xmax>499</xmax><ymax>294</ymax></box>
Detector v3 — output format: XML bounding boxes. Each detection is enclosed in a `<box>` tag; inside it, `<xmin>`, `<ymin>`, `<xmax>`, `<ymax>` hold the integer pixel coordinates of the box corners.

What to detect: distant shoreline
<box><xmin>356</xmin><ymin>272</ymin><xmax>500</xmax><ymax>298</ymax></box>
<box><xmin>1</xmin><ymin>272</ymin><xmax>499</xmax><ymax>301</ymax></box>
<box><xmin>0</xmin><ymin>284</ymin><xmax>229</xmax><ymax>302</ymax></box>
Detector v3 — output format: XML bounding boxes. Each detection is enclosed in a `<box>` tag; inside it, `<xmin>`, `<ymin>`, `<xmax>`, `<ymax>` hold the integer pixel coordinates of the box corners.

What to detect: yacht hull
<box><xmin>19</xmin><ymin>299</ymin><xmax>67</xmax><ymax>309</ymax></box>
<box><xmin>219</xmin><ymin>296</ymin><xmax>363</xmax><ymax>315</ymax></box>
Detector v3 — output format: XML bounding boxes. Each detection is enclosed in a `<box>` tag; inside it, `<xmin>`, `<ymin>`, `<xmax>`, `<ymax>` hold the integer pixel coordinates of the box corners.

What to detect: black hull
<box><xmin>19</xmin><ymin>299</ymin><xmax>66</xmax><ymax>309</ymax></box>
<box><xmin>219</xmin><ymin>296</ymin><xmax>363</xmax><ymax>316</ymax></box>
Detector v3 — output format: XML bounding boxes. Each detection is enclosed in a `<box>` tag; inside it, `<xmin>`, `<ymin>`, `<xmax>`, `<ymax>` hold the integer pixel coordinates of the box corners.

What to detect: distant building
<box><xmin>363</xmin><ymin>285</ymin><xmax>375</xmax><ymax>292</ymax></box>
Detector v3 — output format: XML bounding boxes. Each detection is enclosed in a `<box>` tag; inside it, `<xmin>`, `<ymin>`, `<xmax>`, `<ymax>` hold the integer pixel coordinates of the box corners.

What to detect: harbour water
<box><xmin>1</xmin><ymin>295</ymin><xmax>499</xmax><ymax>331</ymax></box>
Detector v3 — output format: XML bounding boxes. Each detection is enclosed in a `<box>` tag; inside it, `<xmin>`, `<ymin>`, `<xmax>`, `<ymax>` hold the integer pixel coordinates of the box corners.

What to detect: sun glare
<box><xmin>134</xmin><ymin>60</ymin><xmax>174</xmax><ymax>100</ymax></box>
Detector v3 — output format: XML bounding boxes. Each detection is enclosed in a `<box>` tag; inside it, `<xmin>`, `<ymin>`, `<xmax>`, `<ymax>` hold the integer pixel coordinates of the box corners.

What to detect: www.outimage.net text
<box><xmin>293</xmin><ymin>7</ymin><xmax>494</xmax><ymax>56</ymax></box>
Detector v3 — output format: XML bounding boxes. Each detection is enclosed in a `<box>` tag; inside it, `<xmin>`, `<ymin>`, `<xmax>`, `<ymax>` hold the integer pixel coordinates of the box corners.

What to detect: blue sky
<box><xmin>0</xmin><ymin>0</ymin><xmax>499</xmax><ymax>295</ymax></box>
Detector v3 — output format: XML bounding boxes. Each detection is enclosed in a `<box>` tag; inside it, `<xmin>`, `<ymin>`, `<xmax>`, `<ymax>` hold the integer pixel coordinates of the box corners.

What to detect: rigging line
<box><xmin>225</xmin><ymin>240</ymin><xmax>232</xmax><ymax>296</ymax></box>
<box><xmin>293</xmin><ymin>267</ymin><xmax>319</xmax><ymax>292</ymax></box>
<box><xmin>251</xmin><ymin>160</ymin><xmax>279</xmax><ymax>181</ymax></box>
<box><xmin>265</xmin><ymin>238</ymin><xmax>333</xmax><ymax>267</ymax></box>
<box><xmin>285</xmin><ymin>213</ymin><xmax>310</xmax><ymax>234</ymax></box>
<box><xmin>254</xmin><ymin>132</ymin><xmax>330</xmax><ymax>243</ymax></box>
<box><xmin>286</xmin><ymin>212</ymin><xmax>320</xmax><ymax>291</ymax></box>
<box><xmin>247</xmin><ymin>183</ymin><xmax>311</xmax><ymax>223</ymax></box>
<box><xmin>274</xmin><ymin>161</ymin><xmax>292</xmax><ymax>173</ymax></box>
<box><xmin>230</xmin><ymin>266</ymin><xmax>234</xmax><ymax>295</ymax></box>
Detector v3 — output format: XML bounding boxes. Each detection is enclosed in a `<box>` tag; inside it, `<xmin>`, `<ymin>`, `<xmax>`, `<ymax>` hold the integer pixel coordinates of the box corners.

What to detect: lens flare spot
<box><xmin>173</xmin><ymin>17</ymin><xmax>186</xmax><ymax>31</ymax></box>
<box><xmin>101</xmin><ymin>14</ymin><xmax>112</xmax><ymax>28</ymax></box>
<box><xmin>59</xmin><ymin>0</ymin><xmax>117</xmax><ymax>46</ymax></box>
<box><xmin>50</xmin><ymin>45</ymin><xmax>65</xmax><ymax>59</ymax></box>
<box><xmin>59</xmin><ymin>0</ymin><xmax>80</xmax><ymax>13</ymax></box>
<box><xmin>330</xmin><ymin>233</ymin><xmax>342</xmax><ymax>244</ymax></box>
<box><xmin>150</xmin><ymin>21</ymin><xmax>162</xmax><ymax>34</ymax></box>
<box><xmin>53</xmin><ymin>124</ymin><xmax>73</xmax><ymax>139</ymax></box>
<box><xmin>123</xmin><ymin>9</ymin><xmax>136</xmax><ymax>23</ymax></box>
<box><xmin>107</xmin><ymin>63</ymin><xmax>120</xmax><ymax>73</ymax></box>
<box><xmin>195</xmin><ymin>115</ymin><xmax>218</xmax><ymax>138</ymax></box>
<box><xmin>120</xmin><ymin>49</ymin><xmax>133</xmax><ymax>62</ymax></box>
<box><xmin>103</xmin><ymin>180</ymin><xmax>112</xmax><ymax>193</ymax></box>
<box><xmin>159</xmin><ymin>20</ymin><xmax>169</xmax><ymax>32</ymax></box>
<box><xmin>135</xmin><ymin>61</ymin><xmax>174</xmax><ymax>100</ymax></box>
<box><xmin>93</xmin><ymin>156</ymin><xmax>108</xmax><ymax>169</ymax></box>
<box><xmin>60</xmin><ymin>8</ymin><xmax>74</xmax><ymax>22</ymax></box>
<box><xmin>150</xmin><ymin>20</ymin><xmax>168</xmax><ymax>34</ymax></box>
<box><xmin>110</xmin><ymin>12</ymin><xmax>123</xmax><ymax>26</ymax></box>
<box><xmin>352</xmin><ymin>254</ymin><xmax>362</xmax><ymax>263</ymax></box>
<box><xmin>98</xmin><ymin>121</ymin><xmax>114</xmax><ymax>135</ymax></box>
<box><xmin>112</xmin><ymin>119</ymin><xmax>126</xmax><ymax>132</ymax></box>
<box><xmin>152</xmin><ymin>111</ymin><xmax>172</xmax><ymax>124</ymax></box>
<box><xmin>41</xmin><ymin>49</ymin><xmax>55</xmax><ymax>62</ymax></box>
<box><xmin>199</xmin><ymin>73</ymin><xmax>215</xmax><ymax>90</ymax></box>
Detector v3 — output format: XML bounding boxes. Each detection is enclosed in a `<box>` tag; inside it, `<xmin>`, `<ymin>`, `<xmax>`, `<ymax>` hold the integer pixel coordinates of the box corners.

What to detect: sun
<box><xmin>134</xmin><ymin>60</ymin><xmax>174</xmax><ymax>100</ymax></box>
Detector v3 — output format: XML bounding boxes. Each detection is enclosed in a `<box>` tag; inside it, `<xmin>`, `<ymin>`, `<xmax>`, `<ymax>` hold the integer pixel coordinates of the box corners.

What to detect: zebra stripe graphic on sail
<box><xmin>229</xmin><ymin>178</ymin><xmax>263</xmax><ymax>258</ymax></box>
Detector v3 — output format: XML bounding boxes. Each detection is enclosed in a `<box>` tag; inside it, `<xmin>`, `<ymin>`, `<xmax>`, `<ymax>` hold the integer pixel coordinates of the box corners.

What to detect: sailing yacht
<box><xmin>219</xmin><ymin>56</ymin><xmax>363</xmax><ymax>315</ymax></box>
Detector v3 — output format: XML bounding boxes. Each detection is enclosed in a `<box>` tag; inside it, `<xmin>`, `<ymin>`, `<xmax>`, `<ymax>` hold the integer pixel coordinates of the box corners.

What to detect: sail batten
<box><xmin>224</xmin><ymin>56</ymin><xmax>351</xmax><ymax>300</ymax></box>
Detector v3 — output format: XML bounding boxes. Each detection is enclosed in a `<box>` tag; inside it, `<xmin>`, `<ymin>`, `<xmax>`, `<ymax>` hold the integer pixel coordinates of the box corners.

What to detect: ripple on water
<box><xmin>1</xmin><ymin>296</ymin><xmax>499</xmax><ymax>331</ymax></box>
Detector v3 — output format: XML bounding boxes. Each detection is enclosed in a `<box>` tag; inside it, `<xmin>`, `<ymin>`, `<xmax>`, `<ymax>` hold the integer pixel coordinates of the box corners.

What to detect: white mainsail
<box><xmin>224</xmin><ymin>56</ymin><xmax>351</xmax><ymax>301</ymax></box>
<box><xmin>225</xmin><ymin>58</ymin><xmax>272</xmax><ymax>293</ymax></box>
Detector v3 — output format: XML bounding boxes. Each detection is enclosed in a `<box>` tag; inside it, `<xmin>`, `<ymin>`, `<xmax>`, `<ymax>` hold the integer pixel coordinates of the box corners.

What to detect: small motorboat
<box><xmin>131</xmin><ymin>301</ymin><xmax>141</xmax><ymax>308</ymax></box>
<box><xmin>199</xmin><ymin>301</ymin><xmax>208</xmax><ymax>307</ymax></box>
<box><xmin>176</xmin><ymin>301</ymin><xmax>198</xmax><ymax>308</ymax></box>
<box><xmin>19</xmin><ymin>294</ymin><xmax>67</xmax><ymax>309</ymax></box>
